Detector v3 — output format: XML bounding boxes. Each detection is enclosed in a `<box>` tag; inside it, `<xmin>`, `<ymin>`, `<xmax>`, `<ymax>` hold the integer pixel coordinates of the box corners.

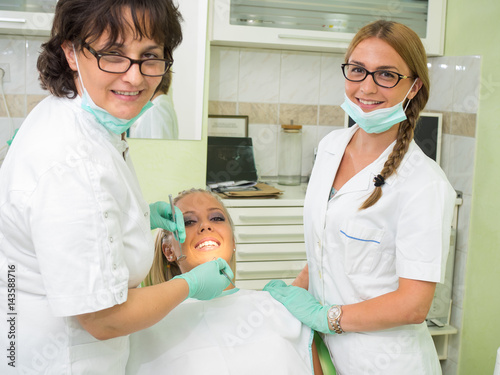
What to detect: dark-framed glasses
<box><xmin>83</xmin><ymin>44</ymin><xmax>173</xmax><ymax>77</ymax></box>
<box><xmin>341</xmin><ymin>63</ymin><xmax>414</xmax><ymax>88</ymax></box>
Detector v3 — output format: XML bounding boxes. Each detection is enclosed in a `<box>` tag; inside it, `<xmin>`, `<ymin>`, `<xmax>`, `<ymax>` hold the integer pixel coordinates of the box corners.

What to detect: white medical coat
<box><xmin>0</xmin><ymin>96</ymin><xmax>154</xmax><ymax>374</ymax></box>
<box><xmin>126</xmin><ymin>289</ymin><xmax>314</xmax><ymax>375</ymax></box>
<box><xmin>304</xmin><ymin>125</ymin><xmax>456</xmax><ymax>375</ymax></box>
<box><xmin>128</xmin><ymin>93</ymin><xmax>179</xmax><ymax>139</ymax></box>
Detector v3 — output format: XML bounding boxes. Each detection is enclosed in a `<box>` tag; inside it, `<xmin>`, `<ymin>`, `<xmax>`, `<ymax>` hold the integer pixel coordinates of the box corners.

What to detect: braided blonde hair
<box><xmin>345</xmin><ymin>20</ymin><xmax>430</xmax><ymax>210</ymax></box>
<box><xmin>143</xmin><ymin>189</ymin><xmax>235</xmax><ymax>287</ymax></box>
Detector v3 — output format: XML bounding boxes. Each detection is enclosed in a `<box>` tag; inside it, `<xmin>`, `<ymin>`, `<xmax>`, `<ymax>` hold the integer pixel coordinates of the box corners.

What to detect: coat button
<box><xmin>109</xmin><ymin>237</ymin><xmax>113</xmax><ymax>243</ymax></box>
<box><xmin>104</xmin><ymin>212</ymin><xmax>108</xmax><ymax>218</ymax></box>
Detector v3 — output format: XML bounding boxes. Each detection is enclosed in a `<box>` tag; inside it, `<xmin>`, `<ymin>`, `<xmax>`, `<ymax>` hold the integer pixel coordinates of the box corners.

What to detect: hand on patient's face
<box><xmin>171</xmin><ymin>193</ymin><xmax>234</xmax><ymax>274</ymax></box>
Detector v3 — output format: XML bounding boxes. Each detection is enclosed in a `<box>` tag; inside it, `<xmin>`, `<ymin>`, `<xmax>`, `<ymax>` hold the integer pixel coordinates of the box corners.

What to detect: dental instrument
<box><xmin>212</xmin><ymin>257</ymin><xmax>235</xmax><ymax>287</ymax></box>
<box><xmin>169</xmin><ymin>194</ymin><xmax>186</xmax><ymax>261</ymax></box>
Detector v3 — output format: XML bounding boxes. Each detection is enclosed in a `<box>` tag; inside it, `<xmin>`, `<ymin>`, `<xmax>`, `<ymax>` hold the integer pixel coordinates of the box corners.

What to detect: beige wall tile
<box><xmin>441</xmin><ymin>111</ymin><xmax>452</xmax><ymax>135</ymax></box>
<box><xmin>451</xmin><ymin>112</ymin><xmax>476</xmax><ymax>138</ymax></box>
<box><xmin>279</xmin><ymin>104</ymin><xmax>318</xmax><ymax>126</ymax></box>
<box><xmin>319</xmin><ymin>105</ymin><xmax>345</xmax><ymax>127</ymax></box>
<box><xmin>238</xmin><ymin>102</ymin><xmax>278</xmax><ymax>125</ymax></box>
<box><xmin>0</xmin><ymin>95</ymin><xmax>26</xmax><ymax>117</ymax></box>
<box><xmin>208</xmin><ymin>101</ymin><xmax>237</xmax><ymax>116</ymax></box>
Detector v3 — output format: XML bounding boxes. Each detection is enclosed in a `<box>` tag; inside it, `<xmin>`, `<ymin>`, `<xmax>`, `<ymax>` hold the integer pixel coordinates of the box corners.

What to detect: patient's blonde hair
<box><xmin>143</xmin><ymin>189</ymin><xmax>235</xmax><ymax>287</ymax></box>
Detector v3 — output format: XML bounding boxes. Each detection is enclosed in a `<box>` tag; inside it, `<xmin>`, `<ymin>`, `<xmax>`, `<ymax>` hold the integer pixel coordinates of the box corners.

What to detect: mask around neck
<box><xmin>72</xmin><ymin>45</ymin><xmax>153</xmax><ymax>135</ymax></box>
<box><xmin>341</xmin><ymin>79</ymin><xmax>417</xmax><ymax>134</ymax></box>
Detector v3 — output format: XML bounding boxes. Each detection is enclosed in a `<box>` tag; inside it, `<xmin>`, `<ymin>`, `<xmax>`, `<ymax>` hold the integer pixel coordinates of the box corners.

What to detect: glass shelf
<box><xmin>0</xmin><ymin>0</ymin><xmax>57</xmax><ymax>13</ymax></box>
<box><xmin>230</xmin><ymin>0</ymin><xmax>429</xmax><ymax>38</ymax></box>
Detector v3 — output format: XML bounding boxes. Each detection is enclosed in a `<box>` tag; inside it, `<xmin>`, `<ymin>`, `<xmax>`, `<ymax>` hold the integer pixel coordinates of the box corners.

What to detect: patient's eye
<box><xmin>209</xmin><ymin>212</ymin><xmax>226</xmax><ymax>222</ymax></box>
<box><xmin>183</xmin><ymin>215</ymin><xmax>197</xmax><ymax>227</ymax></box>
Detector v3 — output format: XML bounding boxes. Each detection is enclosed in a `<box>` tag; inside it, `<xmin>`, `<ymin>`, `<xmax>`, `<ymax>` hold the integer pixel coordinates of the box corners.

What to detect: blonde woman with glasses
<box><xmin>265</xmin><ymin>20</ymin><xmax>456</xmax><ymax>375</ymax></box>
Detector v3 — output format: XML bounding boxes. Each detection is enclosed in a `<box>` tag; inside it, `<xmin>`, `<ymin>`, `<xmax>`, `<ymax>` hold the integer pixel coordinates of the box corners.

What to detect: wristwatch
<box><xmin>327</xmin><ymin>305</ymin><xmax>344</xmax><ymax>334</ymax></box>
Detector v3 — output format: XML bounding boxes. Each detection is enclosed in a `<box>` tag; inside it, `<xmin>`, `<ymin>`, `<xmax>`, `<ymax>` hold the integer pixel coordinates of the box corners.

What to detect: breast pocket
<box><xmin>340</xmin><ymin>221</ymin><xmax>385</xmax><ymax>275</ymax></box>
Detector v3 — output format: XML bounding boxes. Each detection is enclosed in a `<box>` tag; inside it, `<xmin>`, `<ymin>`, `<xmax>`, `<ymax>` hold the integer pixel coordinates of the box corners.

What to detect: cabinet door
<box><xmin>234</xmin><ymin>225</ymin><xmax>304</xmax><ymax>243</ymax></box>
<box><xmin>210</xmin><ymin>0</ymin><xmax>446</xmax><ymax>56</ymax></box>
<box><xmin>227</xmin><ymin>206</ymin><xmax>303</xmax><ymax>225</ymax></box>
<box><xmin>0</xmin><ymin>10</ymin><xmax>53</xmax><ymax>36</ymax></box>
<box><xmin>235</xmin><ymin>260</ymin><xmax>307</xmax><ymax>280</ymax></box>
<box><xmin>235</xmin><ymin>278</ymin><xmax>295</xmax><ymax>290</ymax></box>
<box><xmin>236</xmin><ymin>242</ymin><xmax>306</xmax><ymax>261</ymax></box>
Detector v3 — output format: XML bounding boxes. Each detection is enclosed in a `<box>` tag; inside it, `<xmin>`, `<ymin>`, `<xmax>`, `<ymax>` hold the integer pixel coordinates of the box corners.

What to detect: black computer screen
<box><xmin>206</xmin><ymin>136</ymin><xmax>259</xmax><ymax>184</ymax></box>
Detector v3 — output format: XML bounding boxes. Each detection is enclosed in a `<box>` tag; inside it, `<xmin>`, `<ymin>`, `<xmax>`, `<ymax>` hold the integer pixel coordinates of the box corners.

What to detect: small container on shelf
<box><xmin>278</xmin><ymin>122</ymin><xmax>302</xmax><ymax>186</ymax></box>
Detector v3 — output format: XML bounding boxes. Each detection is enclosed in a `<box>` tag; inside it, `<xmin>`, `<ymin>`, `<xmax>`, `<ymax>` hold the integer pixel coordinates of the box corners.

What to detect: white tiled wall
<box><xmin>0</xmin><ymin>35</ymin><xmax>46</xmax><ymax>164</ymax></box>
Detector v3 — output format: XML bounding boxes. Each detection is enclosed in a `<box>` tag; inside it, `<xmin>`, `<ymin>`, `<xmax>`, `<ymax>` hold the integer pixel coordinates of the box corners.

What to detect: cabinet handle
<box><xmin>238</xmin><ymin>215</ymin><xmax>302</xmax><ymax>222</ymax></box>
<box><xmin>236</xmin><ymin>268</ymin><xmax>304</xmax><ymax>278</ymax></box>
<box><xmin>238</xmin><ymin>233</ymin><xmax>304</xmax><ymax>241</ymax></box>
<box><xmin>237</xmin><ymin>250</ymin><xmax>305</xmax><ymax>256</ymax></box>
<box><xmin>278</xmin><ymin>34</ymin><xmax>352</xmax><ymax>43</ymax></box>
<box><xmin>0</xmin><ymin>17</ymin><xmax>27</xmax><ymax>24</ymax></box>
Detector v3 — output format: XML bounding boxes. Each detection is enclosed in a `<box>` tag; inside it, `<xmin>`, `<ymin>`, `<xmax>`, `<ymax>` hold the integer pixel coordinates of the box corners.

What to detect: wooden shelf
<box><xmin>428</xmin><ymin>325</ymin><xmax>458</xmax><ymax>360</ymax></box>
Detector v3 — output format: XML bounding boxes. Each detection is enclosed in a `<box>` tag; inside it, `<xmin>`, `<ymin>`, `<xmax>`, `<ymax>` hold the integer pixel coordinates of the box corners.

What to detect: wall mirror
<box><xmin>129</xmin><ymin>0</ymin><xmax>206</xmax><ymax>140</ymax></box>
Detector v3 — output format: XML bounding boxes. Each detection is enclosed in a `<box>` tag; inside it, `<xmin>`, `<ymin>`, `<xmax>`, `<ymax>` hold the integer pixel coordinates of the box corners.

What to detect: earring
<box><xmin>233</xmin><ymin>248</ymin><xmax>236</xmax><ymax>252</ymax></box>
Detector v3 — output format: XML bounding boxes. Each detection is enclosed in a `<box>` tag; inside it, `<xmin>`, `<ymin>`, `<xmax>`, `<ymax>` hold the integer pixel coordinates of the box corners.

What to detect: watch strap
<box><xmin>327</xmin><ymin>305</ymin><xmax>344</xmax><ymax>334</ymax></box>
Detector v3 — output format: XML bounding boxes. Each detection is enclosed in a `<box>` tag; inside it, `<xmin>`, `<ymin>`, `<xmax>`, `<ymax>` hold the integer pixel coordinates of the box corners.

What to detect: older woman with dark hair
<box><xmin>0</xmin><ymin>1</ymin><xmax>231</xmax><ymax>373</ymax></box>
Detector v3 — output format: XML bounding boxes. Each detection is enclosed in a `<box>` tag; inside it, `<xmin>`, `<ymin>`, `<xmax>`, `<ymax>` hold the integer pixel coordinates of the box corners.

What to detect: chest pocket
<box><xmin>340</xmin><ymin>221</ymin><xmax>385</xmax><ymax>275</ymax></box>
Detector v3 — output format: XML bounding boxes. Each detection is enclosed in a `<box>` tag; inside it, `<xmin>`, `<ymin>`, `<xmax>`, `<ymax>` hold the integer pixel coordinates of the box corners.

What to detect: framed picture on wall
<box><xmin>208</xmin><ymin>115</ymin><xmax>249</xmax><ymax>137</ymax></box>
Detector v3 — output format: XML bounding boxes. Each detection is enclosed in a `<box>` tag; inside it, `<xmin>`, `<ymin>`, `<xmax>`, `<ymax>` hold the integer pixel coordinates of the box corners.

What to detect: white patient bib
<box><xmin>126</xmin><ymin>289</ymin><xmax>314</xmax><ymax>374</ymax></box>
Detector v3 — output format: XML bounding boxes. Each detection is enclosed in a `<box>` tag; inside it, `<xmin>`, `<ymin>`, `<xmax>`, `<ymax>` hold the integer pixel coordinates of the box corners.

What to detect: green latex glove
<box><xmin>264</xmin><ymin>280</ymin><xmax>333</xmax><ymax>334</ymax></box>
<box><xmin>149</xmin><ymin>201</ymin><xmax>186</xmax><ymax>242</ymax></box>
<box><xmin>6</xmin><ymin>129</ymin><xmax>18</xmax><ymax>146</ymax></box>
<box><xmin>174</xmin><ymin>258</ymin><xmax>234</xmax><ymax>300</ymax></box>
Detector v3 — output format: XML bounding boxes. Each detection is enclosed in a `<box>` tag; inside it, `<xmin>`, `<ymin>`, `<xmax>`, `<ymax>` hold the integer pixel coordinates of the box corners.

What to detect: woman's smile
<box><xmin>195</xmin><ymin>238</ymin><xmax>221</xmax><ymax>251</ymax></box>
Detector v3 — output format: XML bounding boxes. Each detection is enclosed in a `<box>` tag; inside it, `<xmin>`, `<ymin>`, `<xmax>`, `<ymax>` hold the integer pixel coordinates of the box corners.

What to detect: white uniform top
<box><xmin>304</xmin><ymin>125</ymin><xmax>456</xmax><ymax>375</ymax></box>
<box><xmin>128</xmin><ymin>93</ymin><xmax>179</xmax><ymax>139</ymax></box>
<box><xmin>0</xmin><ymin>96</ymin><xmax>154</xmax><ymax>374</ymax></box>
<box><xmin>126</xmin><ymin>289</ymin><xmax>314</xmax><ymax>375</ymax></box>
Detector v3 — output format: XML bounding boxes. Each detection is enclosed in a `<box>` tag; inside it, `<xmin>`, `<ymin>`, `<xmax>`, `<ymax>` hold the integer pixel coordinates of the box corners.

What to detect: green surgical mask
<box><xmin>73</xmin><ymin>45</ymin><xmax>153</xmax><ymax>135</ymax></box>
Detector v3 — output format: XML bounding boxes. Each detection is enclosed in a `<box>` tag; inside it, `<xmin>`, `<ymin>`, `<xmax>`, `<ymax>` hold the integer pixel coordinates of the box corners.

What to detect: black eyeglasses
<box><xmin>341</xmin><ymin>63</ymin><xmax>414</xmax><ymax>88</ymax></box>
<box><xmin>83</xmin><ymin>44</ymin><xmax>173</xmax><ymax>77</ymax></box>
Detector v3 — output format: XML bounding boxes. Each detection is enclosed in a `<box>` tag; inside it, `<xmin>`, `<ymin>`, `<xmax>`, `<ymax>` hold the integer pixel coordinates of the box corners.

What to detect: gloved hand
<box><xmin>264</xmin><ymin>280</ymin><xmax>333</xmax><ymax>334</ymax></box>
<box><xmin>6</xmin><ymin>129</ymin><xmax>18</xmax><ymax>146</ymax></box>
<box><xmin>174</xmin><ymin>258</ymin><xmax>234</xmax><ymax>300</ymax></box>
<box><xmin>149</xmin><ymin>201</ymin><xmax>186</xmax><ymax>242</ymax></box>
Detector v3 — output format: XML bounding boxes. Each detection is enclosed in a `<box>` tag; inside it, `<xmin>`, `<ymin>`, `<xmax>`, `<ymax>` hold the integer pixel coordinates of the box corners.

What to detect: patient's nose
<box><xmin>199</xmin><ymin>220</ymin><xmax>213</xmax><ymax>233</ymax></box>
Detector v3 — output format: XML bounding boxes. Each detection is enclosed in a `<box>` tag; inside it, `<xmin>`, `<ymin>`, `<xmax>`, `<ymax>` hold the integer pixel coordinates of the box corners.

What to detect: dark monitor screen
<box><xmin>345</xmin><ymin>112</ymin><xmax>442</xmax><ymax>164</ymax></box>
<box><xmin>206</xmin><ymin>136</ymin><xmax>258</xmax><ymax>184</ymax></box>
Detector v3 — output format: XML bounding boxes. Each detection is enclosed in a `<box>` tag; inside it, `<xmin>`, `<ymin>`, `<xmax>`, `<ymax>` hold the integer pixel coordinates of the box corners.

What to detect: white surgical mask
<box><xmin>72</xmin><ymin>45</ymin><xmax>153</xmax><ymax>135</ymax></box>
<box><xmin>341</xmin><ymin>79</ymin><xmax>418</xmax><ymax>134</ymax></box>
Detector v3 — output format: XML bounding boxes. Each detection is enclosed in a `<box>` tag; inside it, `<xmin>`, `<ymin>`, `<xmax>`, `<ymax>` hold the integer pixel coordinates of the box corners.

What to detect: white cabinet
<box><xmin>0</xmin><ymin>0</ymin><xmax>56</xmax><ymax>36</ymax></box>
<box><xmin>224</xmin><ymin>184</ymin><xmax>307</xmax><ymax>290</ymax></box>
<box><xmin>0</xmin><ymin>10</ymin><xmax>53</xmax><ymax>36</ymax></box>
<box><xmin>209</xmin><ymin>0</ymin><xmax>447</xmax><ymax>56</ymax></box>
